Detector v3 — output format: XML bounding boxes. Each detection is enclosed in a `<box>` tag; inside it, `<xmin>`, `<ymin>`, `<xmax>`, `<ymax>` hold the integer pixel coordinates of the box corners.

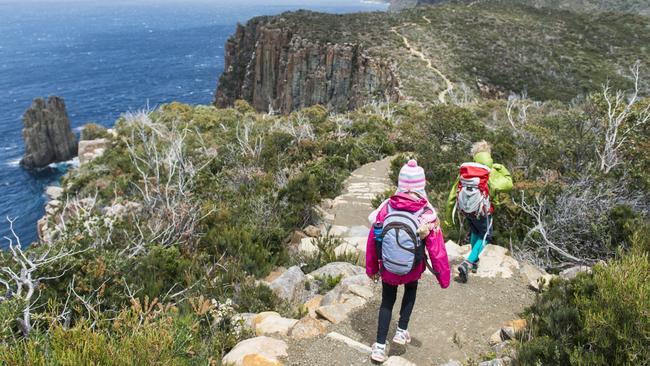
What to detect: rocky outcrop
<box><xmin>214</xmin><ymin>20</ymin><xmax>401</xmax><ymax>113</ymax></box>
<box><xmin>20</xmin><ymin>96</ymin><xmax>77</xmax><ymax>169</ymax></box>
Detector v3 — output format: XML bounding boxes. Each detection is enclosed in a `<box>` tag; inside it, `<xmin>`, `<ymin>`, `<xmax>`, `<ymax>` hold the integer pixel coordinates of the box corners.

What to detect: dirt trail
<box><xmin>286</xmin><ymin>158</ymin><xmax>536</xmax><ymax>365</ymax></box>
<box><xmin>390</xmin><ymin>25</ymin><xmax>453</xmax><ymax>104</ymax></box>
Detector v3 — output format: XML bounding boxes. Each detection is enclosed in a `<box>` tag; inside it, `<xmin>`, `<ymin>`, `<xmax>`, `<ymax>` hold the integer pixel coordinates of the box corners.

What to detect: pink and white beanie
<box><xmin>397</xmin><ymin>159</ymin><xmax>427</xmax><ymax>197</ymax></box>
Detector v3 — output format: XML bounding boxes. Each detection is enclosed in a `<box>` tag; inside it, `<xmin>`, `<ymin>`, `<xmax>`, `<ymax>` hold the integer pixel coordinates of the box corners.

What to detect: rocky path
<box><xmin>223</xmin><ymin>157</ymin><xmax>548</xmax><ymax>366</ymax></box>
<box><xmin>390</xmin><ymin>25</ymin><xmax>454</xmax><ymax>104</ymax></box>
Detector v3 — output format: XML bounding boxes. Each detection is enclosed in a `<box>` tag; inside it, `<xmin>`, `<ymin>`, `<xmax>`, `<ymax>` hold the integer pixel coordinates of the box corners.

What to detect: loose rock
<box><xmin>289</xmin><ymin>316</ymin><xmax>327</xmax><ymax>339</ymax></box>
<box><xmin>303</xmin><ymin>225</ymin><xmax>321</xmax><ymax>237</ymax></box>
<box><xmin>222</xmin><ymin>336</ymin><xmax>288</xmax><ymax>366</ymax></box>
<box><xmin>268</xmin><ymin>266</ymin><xmax>306</xmax><ymax>302</ymax></box>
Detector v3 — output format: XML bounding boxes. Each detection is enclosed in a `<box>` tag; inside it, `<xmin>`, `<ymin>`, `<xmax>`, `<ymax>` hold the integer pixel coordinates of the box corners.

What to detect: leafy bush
<box><xmin>517</xmin><ymin>235</ymin><xmax>650</xmax><ymax>365</ymax></box>
<box><xmin>80</xmin><ymin>123</ymin><xmax>110</xmax><ymax>140</ymax></box>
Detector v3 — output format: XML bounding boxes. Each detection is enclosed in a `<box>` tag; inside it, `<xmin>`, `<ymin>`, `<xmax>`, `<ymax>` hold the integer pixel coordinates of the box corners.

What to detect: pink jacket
<box><xmin>366</xmin><ymin>193</ymin><xmax>451</xmax><ymax>288</ymax></box>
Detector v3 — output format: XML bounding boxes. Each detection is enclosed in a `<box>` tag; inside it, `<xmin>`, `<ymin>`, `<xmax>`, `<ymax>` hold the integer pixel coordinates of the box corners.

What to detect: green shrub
<box><xmin>518</xmin><ymin>245</ymin><xmax>650</xmax><ymax>365</ymax></box>
<box><xmin>80</xmin><ymin>123</ymin><xmax>110</xmax><ymax>140</ymax></box>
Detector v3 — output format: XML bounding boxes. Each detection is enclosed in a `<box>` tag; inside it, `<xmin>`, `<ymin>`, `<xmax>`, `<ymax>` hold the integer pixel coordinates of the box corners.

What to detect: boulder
<box><xmin>298</xmin><ymin>238</ymin><xmax>318</xmax><ymax>254</ymax></box>
<box><xmin>264</xmin><ymin>267</ymin><xmax>287</xmax><ymax>283</ymax></box>
<box><xmin>268</xmin><ymin>266</ymin><xmax>306</xmax><ymax>302</ymax></box>
<box><xmin>475</xmin><ymin>245</ymin><xmax>520</xmax><ymax>279</ymax></box>
<box><xmin>20</xmin><ymin>96</ymin><xmax>77</xmax><ymax>169</ymax></box>
<box><xmin>78</xmin><ymin>138</ymin><xmax>108</xmax><ymax>165</ymax></box>
<box><xmin>560</xmin><ymin>265</ymin><xmax>591</xmax><ymax>280</ymax></box>
<box><xmin>321</xmin><ymin>274</ymin><xmax>373</xmax><ymax>306</ymax></box>
<box><xmin>328</xmin><ymin>225</ymin><xmax>349</xmax><ymax>237</ymax></box>
<box><xmin>347</xmin><ymin>225</ymin><xmax>370</xmax><ymax>237</ymax></box>
<box><xmin>445</xmin><ymin>240</ymin><xmax>462</xmax><ymax>263</ymax></box>
<box><xmin>347</xmin><ymin>284</ymin><xmax>374</xmax><ymax>299</ymax></box>
<box><xmin>289</xmin><ymin>231</ymin><xmax>307</xmax><ymax>245</ymax></box>
<box><xmin>242</xmin><ymin>354</ymin><xmax>282</xmax><ymax>366</ymax></box>
<box><xmin>304</xmin><ymin>295</ymin><xmax>324</xmax><ymax>318</ymax></box>
<box><xmin>309</xmin><ymin>262</ymin><xmax>364</xmax><ymax>279</ymax></box>
<box><xmin>45</xmin><ymin>186</ymin><xmax>63</xmax><ymax>200</ymax></box>
<box><xmin>316</xmin><ymin>303</ymin><xmax>355</xmax><ymax>324</ymax></box>
<box><xmin>459</xmin><ymin>244</ymin><xmax>472</xmax><ymax>257</ymax></box>
<box><xmin>222</xmin><ymin>336</ymin><xmax>288</xmax><ymax>366</ymax></box>
<box><xmin>254</xmin><ymin>313</ymin><xmax>298</xmax><ymax>336</ymax></box>
<box><xmin>303</xmin><ymin>225</ymin><xmax>321</xmax><ymax>237</ymax></box>
<box><xmin>289</xmin><ymin>316</ymin><xmax>327</xmax><ymax>339</ymax></box>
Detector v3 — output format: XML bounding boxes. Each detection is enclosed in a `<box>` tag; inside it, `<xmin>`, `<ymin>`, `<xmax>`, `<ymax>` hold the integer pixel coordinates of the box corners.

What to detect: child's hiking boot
<box><xmin>392</xmin><ymin>328</ymin><xmax>411</xmax><ymax>345</ymax></box>
<box><xmin>458</xmin><ymin>260</ymin><xmax>470</xmax><ymax>283</ymax></box>
<box><xmin>471</xmin><ymin>259</ymin><xmax>480</xmax><ymax>273</ymax></box>
<box><xmin>371</xmin><ymin>343</ymin><xmax>387</xmax><ymax>363</ymax></box>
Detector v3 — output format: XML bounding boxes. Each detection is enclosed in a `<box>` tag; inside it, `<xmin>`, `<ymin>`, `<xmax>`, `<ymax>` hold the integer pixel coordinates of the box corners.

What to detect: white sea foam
<box><xmin>6</xmin><ymin>158</ymin><xmax>21</xmax><ymax>167</ymax></box>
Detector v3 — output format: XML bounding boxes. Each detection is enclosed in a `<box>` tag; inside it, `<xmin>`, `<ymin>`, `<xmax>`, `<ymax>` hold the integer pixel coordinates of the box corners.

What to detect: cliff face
<box><xmin>21</xmin><ymin>96</ymin><xmax>78</xmax><ymax>169</ymax></box>
<box><xmin>215</xmin><ymin>21</ymin><xmax>401</xmax><ymax>113</ymax></box>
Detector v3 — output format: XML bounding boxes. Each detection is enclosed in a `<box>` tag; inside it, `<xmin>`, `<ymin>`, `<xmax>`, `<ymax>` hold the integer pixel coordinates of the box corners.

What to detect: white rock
<box><xmin>298</xmin><ymin>237</ymin><xmax>318</xmax><ymax>254</ymax></box>
<box><xmin>289</xmin><ymin>316</ymin><xmax>327</xmax><ymax>339</ymax></box>
<box><xmin>560</xmin><ymin>265</ymin><xmax>591</xmax><ymax>280</ymax></box>
<box><xmin>347</xmin><ymin>284</ymin><xmax>374</xmax><ymax>299</ymax></box>
<box><xmin>316</xmin><ymin>303</ymin><xmax>360</xmax><ymax>324</ymax></box>
<box><xmin>268</xmin><ymin>266</ymin><xmax>306</xmax><ymax>302</ymax></box>
<box><xmin>222</xmin><ymin>336</ymin><xmax>288</xmax><ymax>366</ymax></box>
<box><xmin>445</xmin><ymin>240</ymin><xmax>462</xmax><ymax>263</ymax></box>
<box><xmin>334</xmin><ymin>242</ymin><xmax>358</xmax><ymax>256</ymax></box>
<box><xmin>255</xmin><ymin>314</ymin><xmax>298</xmax><ymax>336</ymax></box>
<box><xmin>347</xmin><ymin>225</ymin><xmax>370</xmax><ymax>237</ymax></box>
<box><xmin>326</xmin><ymin>332</ymin><xmax>372</xmax><ymax>353</ymax></box>
<box><xmin>475</xmin><ymin>245</ymin><xmax>520</xmax><ymax>279</ymax></box>
<box><xmin>459</xmin><ymin>244</ymin><xmax>472</xmax><ymax>257</ymax></box>
<box><xmin>328</xmin><ymin>225</ymin><xmax>349</xmax><ymax>237</ymax></box>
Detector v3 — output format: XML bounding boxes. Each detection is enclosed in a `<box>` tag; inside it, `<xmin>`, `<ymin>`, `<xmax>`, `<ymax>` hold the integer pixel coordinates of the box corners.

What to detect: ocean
<box><xmin>0</xmin><ymin>0</ymin><xmax>388</xmax><ymax>246</ymax></box>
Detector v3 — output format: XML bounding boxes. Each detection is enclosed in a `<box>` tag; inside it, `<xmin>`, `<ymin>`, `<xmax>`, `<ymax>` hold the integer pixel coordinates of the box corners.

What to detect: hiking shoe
<box><xmin>471</xmin><ymin>259</ymin><xmax>480</xmax><ymax>273</ymax></box>
<box><xmin>458</xmin><ymin>261</ymin><xmax>470</xmax><ymax>283</ymax></box>
<box><xmin>371</xmin><ymin>343</ymin><xmax>387</xmax><ymax>363</ymax></box>
<box><xmin>392</xmin><ymin>328</ymin><xmax>411</xmax><ymax>345</ymax></box>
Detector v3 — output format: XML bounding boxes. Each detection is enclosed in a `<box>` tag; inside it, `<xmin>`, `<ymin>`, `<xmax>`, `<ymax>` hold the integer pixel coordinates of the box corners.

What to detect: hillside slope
<box><xmin>390</xmin><ymin>0</ymin><xmax>650</xmax><ymax>16</ymax></box>
<box><xmin>215</xmin><ymin>3</ymin><xmax>650</xmax><ymax>112</ymax></box>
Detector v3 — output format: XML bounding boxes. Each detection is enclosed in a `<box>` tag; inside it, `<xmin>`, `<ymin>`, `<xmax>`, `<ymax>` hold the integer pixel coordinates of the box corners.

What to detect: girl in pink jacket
<box><xmin>366</xmin><ymin>160</ymin><xmax>450</xmax><ymax>363</ymax></box>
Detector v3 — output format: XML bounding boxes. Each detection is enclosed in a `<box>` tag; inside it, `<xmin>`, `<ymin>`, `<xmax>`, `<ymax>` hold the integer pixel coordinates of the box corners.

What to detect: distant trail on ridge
<box><xmin>390</xmin><ymin>24</ymin><xmax>454</xmax><ymax>104</ymax></box>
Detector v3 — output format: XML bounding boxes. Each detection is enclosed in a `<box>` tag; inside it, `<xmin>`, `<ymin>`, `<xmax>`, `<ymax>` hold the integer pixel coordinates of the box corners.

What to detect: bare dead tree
<box><xmin>272</xmin><ymin>113</ymin><xmax>315</xmax><ymax>143</ymax></box>
<box><xmin>234</xmin><ymin>121</ymin><xmax>263</xmax><ymax>159</ymax></box>
<box><xmin>0</xmin><ymin>217</ymin><xmax>88</xmax><ymax>337</ymax></box>
<box><xmin>517</xmin><ymin>176</ymin><xmax>648</xmax><ymax>268</ymax></box>
<box><xmin>597</xmin><ymin>61</ymin><xmax>650</xmax><ymax>173</ymax></box>
<box><xmin>506</xmin><ymin>93</ymin><xmax>532</xmax><ymax>131</ymax></box>
<box><xmin>122</xmin><ymin>111</ymin><xmax>214</xmax><ymax>255</ymax></box>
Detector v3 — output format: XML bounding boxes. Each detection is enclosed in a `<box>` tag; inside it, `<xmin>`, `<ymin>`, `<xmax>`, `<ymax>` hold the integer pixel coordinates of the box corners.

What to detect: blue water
<box><xmin>0</xmin><ymin>0</ymin><xmax>388</xmax><ymax>246</ymax></box>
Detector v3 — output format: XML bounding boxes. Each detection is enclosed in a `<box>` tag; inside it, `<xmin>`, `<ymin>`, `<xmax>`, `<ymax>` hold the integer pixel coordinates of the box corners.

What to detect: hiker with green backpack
<box><xmin>445</xmin><ymin>140</ymin><xmax>513</xmax><ymax>283</ymax></box>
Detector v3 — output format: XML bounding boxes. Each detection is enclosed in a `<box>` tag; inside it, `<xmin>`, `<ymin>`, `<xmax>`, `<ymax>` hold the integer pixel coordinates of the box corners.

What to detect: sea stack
<box><xmin>20</xmin><ymin>96</ymin><xmax>78</xmax><ymax>169</ymax></box>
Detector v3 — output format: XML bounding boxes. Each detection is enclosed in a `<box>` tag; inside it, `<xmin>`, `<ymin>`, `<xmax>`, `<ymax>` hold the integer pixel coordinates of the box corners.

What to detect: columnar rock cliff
<box><xmin>20</xmin><ymin>96</ymin><xmax>78</xmax><ymax>169</ymax></box>
<box><xmin>214</xmin><ymin>21</ymin><xmax>401</xmax><ymax>113</ymax></box>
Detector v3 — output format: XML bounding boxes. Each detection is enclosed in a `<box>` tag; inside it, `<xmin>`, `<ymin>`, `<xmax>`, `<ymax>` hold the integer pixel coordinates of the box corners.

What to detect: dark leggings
<box><xmin>376</xmin><ymin>280</ymin><xmax>418</xmax><ymax>344</ymax></box>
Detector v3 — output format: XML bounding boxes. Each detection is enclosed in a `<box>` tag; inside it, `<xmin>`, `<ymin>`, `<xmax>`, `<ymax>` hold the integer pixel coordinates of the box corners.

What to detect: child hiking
<box><xmin>366</xmin><ymin>160</ymin><xmax>450</xmax><ymax>363</ymax></box>
<box><xmin>445</xmin><ymin>140</ymin><xmax>513</xmax><ymax>283</ymax></box>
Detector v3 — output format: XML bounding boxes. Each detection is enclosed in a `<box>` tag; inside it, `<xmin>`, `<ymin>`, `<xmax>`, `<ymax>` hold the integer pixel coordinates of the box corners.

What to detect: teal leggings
<box><xmin>466</xmin><ymin>215</ymin><xmax>492</xmax><ymax>264</ymax></box>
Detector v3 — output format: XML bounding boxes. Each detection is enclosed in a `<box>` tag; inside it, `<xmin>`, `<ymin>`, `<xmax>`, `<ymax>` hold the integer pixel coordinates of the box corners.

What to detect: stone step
<box><xmin>326</xmin><ymin>332</ymin><xmax>371</xmax><ymax>354</ymax></box>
